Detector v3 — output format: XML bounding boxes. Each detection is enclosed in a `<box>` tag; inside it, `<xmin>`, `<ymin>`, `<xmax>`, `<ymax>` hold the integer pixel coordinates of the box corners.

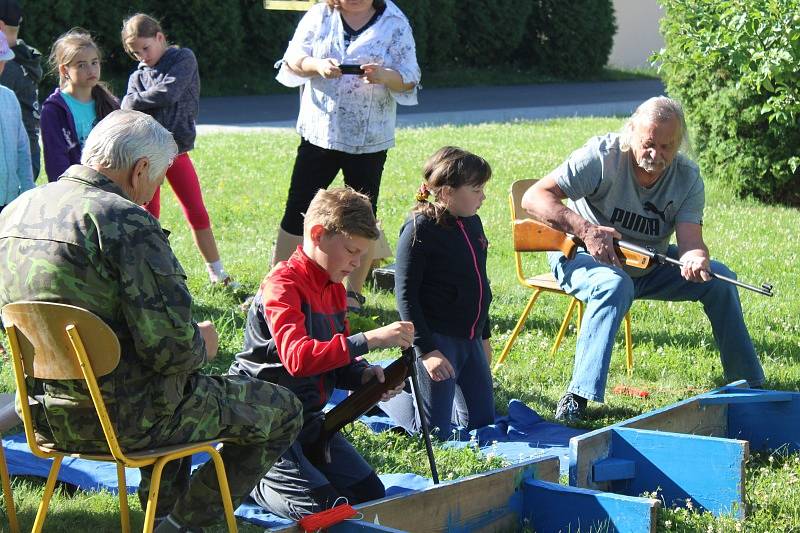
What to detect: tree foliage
<box><xmin>19</xmin><ymin>0</ymin><xmax>616</xmax><ymax>95</ymax></box>
<box><xmin>658</xmin><ymin>0</ymin><xmax>800</xmax><ymax>204</ymax></box>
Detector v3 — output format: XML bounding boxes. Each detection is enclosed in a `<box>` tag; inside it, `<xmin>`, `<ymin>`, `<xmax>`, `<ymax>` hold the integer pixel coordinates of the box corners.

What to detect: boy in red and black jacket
<box><xmin>230</xmin><ymin>187</ymin><xmax>413</xmax><ymax>519</ymax></box>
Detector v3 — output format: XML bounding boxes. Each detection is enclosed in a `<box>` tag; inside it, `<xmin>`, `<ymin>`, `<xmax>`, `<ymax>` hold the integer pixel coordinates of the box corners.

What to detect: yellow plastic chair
<box><xmin>493</xmin><ymin>179</ymin><xmax>633</xmax><ymax>373</ymax></box>
<box><xmin>2</xmin><ymin>302</ymin><xmax>238</xmax><ymax>533</ymax></box>
<box><xmin>0</xmin><ymin>392</ymin><xmax>20</xmax><ymax>533</ymax></box>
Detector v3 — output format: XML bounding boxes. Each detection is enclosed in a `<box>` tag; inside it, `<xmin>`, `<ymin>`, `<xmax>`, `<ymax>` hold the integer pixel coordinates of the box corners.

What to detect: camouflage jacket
<box><xmin>0</xmin><ymin>165</ymin><xmax>207</xmax><ymax>450</ymax></box>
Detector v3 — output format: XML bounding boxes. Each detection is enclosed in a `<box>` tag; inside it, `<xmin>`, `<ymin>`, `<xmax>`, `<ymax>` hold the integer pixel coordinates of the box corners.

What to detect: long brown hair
<box><xmin>121</xmin><ymin>13</ymin><xmax>166</xmax><ymax>60</ymax></box>
<box><xmin>413</xmin><ymin>146</ymin><xmax>492</xmax><ymax>226</ymax></box>
<box><xmin>49</xmin><ymin>28</ymin><xmax>119</xmax><ymax>121</ymax></box>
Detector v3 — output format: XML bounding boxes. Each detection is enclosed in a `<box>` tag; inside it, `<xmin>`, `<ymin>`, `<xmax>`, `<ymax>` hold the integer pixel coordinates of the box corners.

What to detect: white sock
<box><xmin>206</xmin><ymin>259</ymin><xmax>226</xmax><ymax>280</ymax></box>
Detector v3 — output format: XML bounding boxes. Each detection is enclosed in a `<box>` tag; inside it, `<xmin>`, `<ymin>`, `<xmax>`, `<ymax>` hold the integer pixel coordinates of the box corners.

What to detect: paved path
<box><xmin>196</xmin><ymin>79</ymin><xmax>665</xmax><ymax>133</ymax></box>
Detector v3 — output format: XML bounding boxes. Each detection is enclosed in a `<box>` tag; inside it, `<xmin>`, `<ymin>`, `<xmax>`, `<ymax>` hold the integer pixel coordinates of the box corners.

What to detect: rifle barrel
<box><xmin>409</xmin><ymin>350</ymin><xmax>439</xmax><ymax>484</ymax></box>
<box><xmin>617</xmin><ymin>240</ymin><xmax>774</xmax><ymax>297</ymax></box>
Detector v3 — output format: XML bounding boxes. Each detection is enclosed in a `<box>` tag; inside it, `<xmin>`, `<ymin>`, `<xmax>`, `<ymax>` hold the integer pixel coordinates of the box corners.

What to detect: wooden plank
<box><xmin>273</xmin><ymin>456</ymin><xmax>560</xmax><ymax>533</ymax></box>
<box><xmin>570</xmin><ymin>383</ymin><xmax>746</xmax><ymax>490</ymax></box>
<box><xmin>570</xmin><ymin>425</ymin><xmax>613</xmax><ymax>490</ymax></box>
<box><xmin>264</xmin><ymin>0</ymin><xmax>317</xmax><ymax>10</ymax></box>
<box><xmin>329</xmin><ymin>520</ymin><xmax>406</xmax><ymax>532</ymax></box>
<box><xmin>698</xmin><ymin>391</ymin><xmax>793</xmax><ymax>405</ymax></box>
<box><xmin>728</xmin><ymin>392</ymin><xmax>800</xmax><ymax>452</ymax></box>
<box><xmin>592</xmin><ymin>458</ymin><xmax>636</xmax><ymax>483</ymax></box>
<box><xmin>522</xmin><ymin>479</ymin><xmax>659</xmax><ymax>533</ymax></box>
<box><xmin>608</xmin><ymin>427</ymin><xmax>748</xmax><ymax>518</ymax></box>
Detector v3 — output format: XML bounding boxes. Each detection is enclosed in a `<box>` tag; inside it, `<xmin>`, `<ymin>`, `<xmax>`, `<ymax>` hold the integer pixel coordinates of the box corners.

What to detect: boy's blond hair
<box><xmin>304</xmin><ymin>188</ymin><xmax>380</xmax><ymax>240</ymax></box>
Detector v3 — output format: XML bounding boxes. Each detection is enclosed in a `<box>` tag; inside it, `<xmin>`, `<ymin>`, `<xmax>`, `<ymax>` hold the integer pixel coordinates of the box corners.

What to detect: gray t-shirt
<box><xmin>553</xmin><ymin>133</ymin><xmax>705</xmax><ymax>275</ymax></box>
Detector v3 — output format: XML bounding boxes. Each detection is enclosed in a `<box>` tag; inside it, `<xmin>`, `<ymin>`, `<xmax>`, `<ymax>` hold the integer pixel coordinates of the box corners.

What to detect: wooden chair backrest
<box><xmin>510</xmin><ymin>178</ymin><xmax>537</xmax><ymax>223</ymax></box>
<box><xmin>509</xmin><ymin>179</ymin><xmax>577</xmax><ymax>257</ymax></box>
<box><xmin>1</xmin><ymin>302</ymin><xmax>120</xmax><ymax>380</ymax></box>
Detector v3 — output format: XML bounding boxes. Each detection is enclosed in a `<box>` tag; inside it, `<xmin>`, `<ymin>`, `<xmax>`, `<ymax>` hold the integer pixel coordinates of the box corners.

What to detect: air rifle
<box><xmin>514</xmin><ymin>218</ymin><xmax>774</xmax><ymax>297</ymax></box>
<box><xmin>304</xmin><ymin>348</ymin><xmax>414</xmax><ymax>464</ymax></box>
<box><xmin>303</xmin><ymin>346</ymin><xmax>440</xmax><ymax>483</ymax></box>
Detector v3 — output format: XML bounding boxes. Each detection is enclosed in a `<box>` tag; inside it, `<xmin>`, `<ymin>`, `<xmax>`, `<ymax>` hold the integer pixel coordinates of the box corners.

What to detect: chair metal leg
<box><xmin>32</xmin><ymin>455</ymin><xmax>63</xmax><ymax>533</ymax></box>
<box><xmin>624</xmin><ymin>312</ymin><xmax>634</xmax><ymax>375</ymax></box>
<box><xmin>577</xmin><ymin>301</ymin><xmax>584</xmax><ymax>331</ymax></box>
<box><xmin>0</xmin><ymin>444</ymin><xmax>19</xmax><ymax>533</ymax></box>
<box><xmin>143</xmin><ymin>458</ymin><xmax>168</xmax><ymax>533</ymax></box>
<box><xmin>207</xmin><ymin>447</ymin><xmax>238</xmax><ymax>533</ymax></box>
<box><xmin>116</xmin><ymin>463</ymin><xmax>131</xmax><ymax>533</ymax></box>
<box><xmin>550</xmin><ymin>298</ymin><xmax>579</xmax><ymax>358</ymax></box>
<box><xmin>494</xmin><ymin>289</ymin><xmax>542</xmax><ymax>371</ymax></box>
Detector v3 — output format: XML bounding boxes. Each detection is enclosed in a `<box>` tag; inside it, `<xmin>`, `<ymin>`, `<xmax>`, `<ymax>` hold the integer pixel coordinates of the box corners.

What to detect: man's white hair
<box><xmin>81</xmin><ymin>110</ymin><xmax>178</xmax><ymax>181</ymax></box>
<box><xmin>620</xmin><ymin>96</ymin><xmax>690</xmax><ymax>153</ymax></box>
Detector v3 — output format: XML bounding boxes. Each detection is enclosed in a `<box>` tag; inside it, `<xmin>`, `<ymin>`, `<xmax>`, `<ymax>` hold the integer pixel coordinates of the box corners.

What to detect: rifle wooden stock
<box><xmin>305</xmin><ymin>348</ymin><xmax>414</xmax><ymax>463</ymax></box>
<box><xmin>513</xmin><ymin>219</ymin><xmax>577</xmax><ymax>258</ymax></box>
<box><xmin>514</xmin><ymin>218</ymin><xmax>652</xmax><ymax>269</ymax></box>
<box><xmin>515</xmin><ymin>218</ymin><xmax>774</xmax><ymax>296</ymax></box>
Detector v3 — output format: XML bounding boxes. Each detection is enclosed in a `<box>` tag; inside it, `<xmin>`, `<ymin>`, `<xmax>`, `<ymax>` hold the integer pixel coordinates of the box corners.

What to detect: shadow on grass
<box><xmin>492</xmin><ymin>309</ymin><xmax>800</xmax><ymax>365</ymax></box>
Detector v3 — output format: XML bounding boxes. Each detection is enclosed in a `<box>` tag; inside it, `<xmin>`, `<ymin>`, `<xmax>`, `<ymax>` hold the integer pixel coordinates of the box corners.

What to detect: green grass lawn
<box><xmin>2</xmin><ymin>118</ymin><xmax>799</xmax><ymax>532</ymax></box>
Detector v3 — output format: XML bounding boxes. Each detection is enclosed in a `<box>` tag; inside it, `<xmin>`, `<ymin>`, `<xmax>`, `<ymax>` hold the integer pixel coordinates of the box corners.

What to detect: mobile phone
<box><xmin>339</xmin><ymin>64</ymin><xmax>363</xmax><ymax>75</ymax></box>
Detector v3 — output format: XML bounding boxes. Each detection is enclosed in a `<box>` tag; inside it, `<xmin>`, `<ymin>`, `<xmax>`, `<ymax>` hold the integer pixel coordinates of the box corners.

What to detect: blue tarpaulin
<box><xmin>2</xmin><ymin>396</ymin><xmax>583</xmax><ymax>528</ymax></box>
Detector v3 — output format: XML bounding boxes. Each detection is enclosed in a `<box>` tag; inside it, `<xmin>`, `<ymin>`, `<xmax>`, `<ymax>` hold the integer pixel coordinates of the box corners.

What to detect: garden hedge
<box><xmin>658</xmin><ymin>0</ymin><xmax>800</xmax><ymax>204</ymax></box>
<box><xmin>18</xmin><ymin>0</ymin><xmax>615</xmax><ymax>94</ymax></box>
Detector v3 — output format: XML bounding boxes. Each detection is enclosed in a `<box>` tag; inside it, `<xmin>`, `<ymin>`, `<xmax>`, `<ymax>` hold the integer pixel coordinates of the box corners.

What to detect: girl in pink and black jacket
<box><xmin>384</xmin><ymin>146</ymin><xmax>495</xmax><ymax>438</ymax></box>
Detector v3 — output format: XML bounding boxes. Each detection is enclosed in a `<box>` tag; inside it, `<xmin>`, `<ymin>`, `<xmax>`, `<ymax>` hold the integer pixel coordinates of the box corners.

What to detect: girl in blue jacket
<box><xmin>383</xmin><ymin>146</ymin><xmax>495</xmax><ymax>438</ymax></box>
<box><xmin>40</xmin><ymin>29</ymin><xmax>118</xmax><ymax>182</ymax></box>
<box><xmin>0</xmin><ymin>31</ymin><xmax>33</xmax><ymax>210</ymax></box>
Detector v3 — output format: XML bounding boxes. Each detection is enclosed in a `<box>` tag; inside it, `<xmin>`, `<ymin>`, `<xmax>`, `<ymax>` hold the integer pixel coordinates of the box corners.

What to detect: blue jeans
<box><xmin>549</xmin><ymin>245</ymin><xmax>765</xmax><ymax>402</ymax></box>
<box><xmin>380</xmin><ymin>333</ymin><xmax>495</xmax><ymax>438</ymax></box>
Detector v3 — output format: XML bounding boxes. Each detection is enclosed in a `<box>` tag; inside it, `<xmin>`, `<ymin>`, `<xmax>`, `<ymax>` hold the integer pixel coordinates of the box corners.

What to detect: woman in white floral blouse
<box><xmin>272</xmin><ymin>0</ymin><xmax>420</xmax><ymax>313</ymax></box>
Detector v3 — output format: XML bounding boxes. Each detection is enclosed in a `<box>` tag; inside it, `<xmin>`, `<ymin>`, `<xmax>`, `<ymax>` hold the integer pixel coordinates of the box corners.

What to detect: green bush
<box><xmin>517</xmin><ymin>0</ymin><xmax>616</xmax><ymax>77</ymax></box>
<box><xmin>453</xmin><ymin>0</ymin><xmax>533</xmax><ymax>67</ymax></box>
<box><xmin>19</xmin><ymin>0</ymin><xmax>616</xmax><ymax>95</ymax></box>
<box><xmin>658</xmin><ymin>0</ymin><xmax>800</xmax><ymax>204</ymax></box>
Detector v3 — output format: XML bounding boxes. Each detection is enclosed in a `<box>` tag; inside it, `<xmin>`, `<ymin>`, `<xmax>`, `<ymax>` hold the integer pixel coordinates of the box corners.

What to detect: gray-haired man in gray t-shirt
<box><xmin>522</xmin><ymin>96</ymin><xmax>764</xmax><ymax>423</ymax></box>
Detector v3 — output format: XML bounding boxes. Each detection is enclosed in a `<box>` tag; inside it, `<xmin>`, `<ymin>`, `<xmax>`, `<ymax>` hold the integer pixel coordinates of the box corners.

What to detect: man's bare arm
<box><xmin>521</xmin><ymin>173</ymin><xmax>622</xmax><ymax>266</ymax></box>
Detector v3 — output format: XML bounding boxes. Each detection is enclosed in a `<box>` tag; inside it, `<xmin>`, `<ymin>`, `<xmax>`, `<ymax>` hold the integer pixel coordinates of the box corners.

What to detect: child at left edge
<box><xmin>0</xmin><ymin>31</ymin><xmax>33</xmax><ymax>213</ymax></box>
<box><xmin>229</xmin><ymin>187</ymin><xmax>413</xmax><ymax>518</ymax></box>
<box><xmin>120</xmin><ymin>13</ymin><xmax>237</xmax><ymax>288</ymax></box>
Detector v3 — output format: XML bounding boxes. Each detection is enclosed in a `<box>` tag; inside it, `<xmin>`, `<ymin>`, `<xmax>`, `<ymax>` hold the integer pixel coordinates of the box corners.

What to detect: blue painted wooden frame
<box><xmin>523</xmin><ymin>479</ymin><xmax>659</xmax><ymax>533</ymax></box>
<box><xmin>328</xmin><ymin>521</ymin><xmax>407</xmax><ymax>532</ymax></box>
<box><xmin>606</xmin><ymin>427</ymin><xmax>747</xmax><ymax>518</ymax></box>
<box><xmin>570</xmin><ymin>382</ymin><xmax>800</xmax><ymax>519</ymax></box>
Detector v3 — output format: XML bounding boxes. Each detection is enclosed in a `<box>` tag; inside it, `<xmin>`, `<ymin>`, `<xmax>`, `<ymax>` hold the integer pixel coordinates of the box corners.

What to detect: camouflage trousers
<box><xmin>132</xmin><ymin>374</ymin><xmax>302</xmax><ymax>527</ymax></box>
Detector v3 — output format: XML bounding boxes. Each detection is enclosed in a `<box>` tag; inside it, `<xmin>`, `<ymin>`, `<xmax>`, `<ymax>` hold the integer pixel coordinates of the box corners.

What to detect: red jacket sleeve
<box><xmin>262</xmin><ymin>270</ymin><xmax>353</xmax><ymax>377</ymax></box>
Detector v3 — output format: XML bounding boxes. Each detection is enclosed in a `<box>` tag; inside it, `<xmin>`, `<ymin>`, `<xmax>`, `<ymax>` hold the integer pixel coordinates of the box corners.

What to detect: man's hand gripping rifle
<box><xmin>514</xmin><ymin>218</ymin><xmax>774</xmax><ymax>297</ymax></box>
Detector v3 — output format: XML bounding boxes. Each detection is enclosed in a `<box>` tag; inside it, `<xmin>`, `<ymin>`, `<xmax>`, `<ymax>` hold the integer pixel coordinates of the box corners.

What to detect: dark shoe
<box><xmin>555</xmin><ymin>392</ymin><xmax>587</xmax><ymax>422</ymax></box>
<box><xmin>346</xmin><ymin>290</ymin><xmax>366</xmax><ymax>314</ymax></box>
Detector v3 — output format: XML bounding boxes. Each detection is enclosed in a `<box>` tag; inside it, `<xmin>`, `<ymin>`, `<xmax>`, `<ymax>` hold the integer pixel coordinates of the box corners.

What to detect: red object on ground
<box><xmin>298</xmin><ymin>504</ymin><xmax>357</xmax><ymax>531</ymax></box>
<box><xmin>612</xmin><ymin>385</ymin><xmax>650</xmax><ymax>398</ymax></box>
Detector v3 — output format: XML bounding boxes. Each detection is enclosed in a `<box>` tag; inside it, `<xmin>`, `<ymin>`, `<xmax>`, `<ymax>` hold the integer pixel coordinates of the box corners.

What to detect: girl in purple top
<box><xmin>40</xmin><ymin>29</ymin><xmax>118</xmax><ymax>182</ymax></box>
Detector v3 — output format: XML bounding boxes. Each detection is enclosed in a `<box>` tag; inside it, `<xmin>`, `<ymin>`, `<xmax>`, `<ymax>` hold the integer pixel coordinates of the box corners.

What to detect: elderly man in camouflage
<box><xmin>0</xmin><ymin>109</ymin><xmax>302</xmax><ymax>533</ymax></box>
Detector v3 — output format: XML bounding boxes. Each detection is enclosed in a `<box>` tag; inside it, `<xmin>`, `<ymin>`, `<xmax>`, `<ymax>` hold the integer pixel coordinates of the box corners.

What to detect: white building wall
<box><xmin>608</xmin><ymin>0</ymin><xmax>665</xmax><ymax>69</ymax></box>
